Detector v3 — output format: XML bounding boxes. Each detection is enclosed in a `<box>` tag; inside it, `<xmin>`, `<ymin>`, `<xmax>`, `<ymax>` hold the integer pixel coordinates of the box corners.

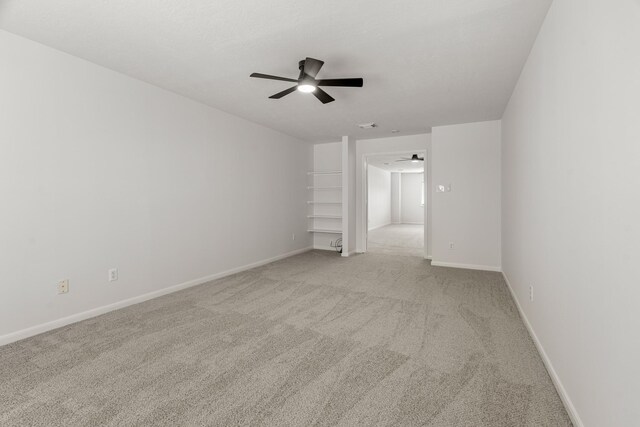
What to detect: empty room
<box><xmin>366</xmin><ymin>153</ymin><xmax>426</xmax><ymax>257</ymax></box>
<box><xmin>1</xmin><ymin>1</ymin><xmax>638</xmax><ymax>426</ymax></box>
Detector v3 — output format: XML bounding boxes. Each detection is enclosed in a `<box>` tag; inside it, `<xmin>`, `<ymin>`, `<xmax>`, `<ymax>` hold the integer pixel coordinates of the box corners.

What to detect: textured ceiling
<box><xmin>0</xmin><ymin>0</ymin><xmax>552</xmax><ymax>142</ymax></box>
<box><xmin>368</xmin><ymin>153</ymin><xmax>425</xmax><ymax>173</ymax></box>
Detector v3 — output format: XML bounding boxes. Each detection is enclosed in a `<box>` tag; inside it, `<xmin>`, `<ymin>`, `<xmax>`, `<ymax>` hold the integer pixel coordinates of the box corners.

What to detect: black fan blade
<box><xmin>312</xmin><ymin>87</ymin><xmax>335</xmax><ymax>104</ymax></box>
<box><xmin>303</xmin><ymin>57</ymin><xmax>324</xmax><ymax>78</ymax></box>
<box><xmin>269</xmin><ymin>86</ymin><xmax>298</xmax><ymax>99</ymax></box>
<box><xmin>250</xmin><ymin>73</ymin><xmax>298</xmax><ymax>83</ymax></box>
<box><xmin>317</xmin><ymin>78</ymin><xmax>363</xmax><ymax>87</ymax></box>
<box><xmin>396</xmin><ymin>157</ymin><xmax>424</xmax><ymax>162</ymax></box>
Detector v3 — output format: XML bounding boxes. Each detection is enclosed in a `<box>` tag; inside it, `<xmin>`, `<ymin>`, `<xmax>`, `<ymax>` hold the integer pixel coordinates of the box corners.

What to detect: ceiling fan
<box><xmin>250</xmin><ymin>57</ymin><xmax>363</xmax><ymax>104</ymax></box>
<box><xmin>396</xmin><ymin>154</ymin><xmax>424</xmax><ymax>163</ymax></box>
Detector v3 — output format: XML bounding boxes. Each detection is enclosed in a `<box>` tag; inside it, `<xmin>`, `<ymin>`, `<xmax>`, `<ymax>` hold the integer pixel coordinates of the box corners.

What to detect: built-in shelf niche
<box><xmin>307</xmin><ymin>169</ymin><xmax>343</xmax><ymax>241</ymax></box>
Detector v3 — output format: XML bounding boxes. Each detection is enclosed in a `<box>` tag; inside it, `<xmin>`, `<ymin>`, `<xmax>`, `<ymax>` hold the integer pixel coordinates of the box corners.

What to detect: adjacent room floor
<box><xmin>367</xmin><ymin>224</ymin><xmax>424</xmax><ymax>257</ymax></box>
<box><xmin>0</xmin><ymin>251</ymin><xmax>570</xmax><ymax>426</ymax></box>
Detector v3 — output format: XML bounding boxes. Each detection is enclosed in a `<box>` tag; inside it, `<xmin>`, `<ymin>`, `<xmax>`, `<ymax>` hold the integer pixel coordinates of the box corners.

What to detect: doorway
<box><xmin>365</xmin><ymin>152</ymin><xmax>425</xmax><ymax>257</ymax></box>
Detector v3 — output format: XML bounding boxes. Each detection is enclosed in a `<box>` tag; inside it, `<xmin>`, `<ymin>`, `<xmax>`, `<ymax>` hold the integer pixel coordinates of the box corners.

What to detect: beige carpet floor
<box><xmin>0</xmin><ymin>250</ymin><xmax>571</xmax><ymax>426</ymax></box>
<box><xmin>368</xmin><ymin>224</ymin><xmax>424</xmax><ymax>257</ymax></box>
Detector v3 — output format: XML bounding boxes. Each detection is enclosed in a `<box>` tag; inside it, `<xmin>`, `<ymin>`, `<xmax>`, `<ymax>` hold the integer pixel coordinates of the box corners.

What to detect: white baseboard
<box><xmin>430</xmin><ymin>261</ymin><xmax>501</xmax><ymax>272</ymax></box>
<box><xmin>400</xmin><ymin>221</ymin><xmax>424</xmax><ymax>225</ymax></box>
<box><xmin>502</xmin><ymin>272</ymin><xmax>583</xmax><ymax>427</ymax></box>
<box><xmin>313</xmin><ymin>245</ymin><xmax>337</xmax><ymax>252</ymax></box>
<box><xmin>341</xmin><ymin>250</ymin><xmax>356</xmax><ymax>257</ymax></box>
<box><xmin>424</xmin><ymin>255</ymin><xmax>432</xmax><ymax>260</ymax></box>
<box><xmin>0</xmin><ymin>246</ymin><xmax>313</xmax><ymax>347</ymax></box>
<box><xmin>368</xmin><ymin>223</ymin><xmax>391</xmax><ymax>231</ymax></box>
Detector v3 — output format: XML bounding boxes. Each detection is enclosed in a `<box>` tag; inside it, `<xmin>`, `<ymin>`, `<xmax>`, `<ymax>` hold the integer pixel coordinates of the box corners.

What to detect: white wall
<box><xmin>367</xmin><ymin>165</ymin><xmax>391</xmax><ymax>230</ymax></box>
<box><xmin>501</xmin><ymin>1</ymin><xmax>640</xmax><ymax>425</ymax></box>
<box><xmin>0</xmin><ymin>31</ymin><xmax>312</xmax><ymax>342</ymax></box>
<box><xmin>431</xmin><ymin>120</ymin><xmax>501</xmax><ymax>270</ymax></box>
<box><xmin>390</xmin><ymin>172</ymin><xmax>401</xmax><ymax>224</ymax></box>
<box><xmin>400</xmin><ymin>173</ymin><xmax>424</xmax><ymax>224</ymax></box>
<box><xmin>425</xmin><ymin>140</ymin><xmax>433</xmax><ymax>258</ymax></box>
<box><xmin>342</xmin><ymin>135</ymin><xmax>357</xmax><ymax>256</ymax></box>
<box><xmin>356</xmin><ymin>134</ymin><xmax>431</xmax><ymax>256</ymax></box>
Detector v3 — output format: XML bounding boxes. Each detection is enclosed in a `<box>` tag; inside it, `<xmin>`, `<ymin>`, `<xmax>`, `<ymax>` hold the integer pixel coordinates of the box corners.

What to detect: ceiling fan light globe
<box><xmin>297</xmin><ymin>84</ymin><xmax>316</xmax><ymax>93</ymax></box>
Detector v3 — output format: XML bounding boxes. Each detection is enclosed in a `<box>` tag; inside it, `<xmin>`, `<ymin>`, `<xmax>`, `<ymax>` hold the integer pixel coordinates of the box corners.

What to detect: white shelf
<box><xmin>308</xmin><ymin>166</ymin><xmax>342</xmax><ymax>234</ymax></box>
<box><xmin>307</xmin><ymin>171</ymin><xmax>342</xmax><ymax>175</ymax></box>
<box><xmin>307</xmin><ymin>229</ymin><xmax>342</xmax><ymax>234</ymax></box>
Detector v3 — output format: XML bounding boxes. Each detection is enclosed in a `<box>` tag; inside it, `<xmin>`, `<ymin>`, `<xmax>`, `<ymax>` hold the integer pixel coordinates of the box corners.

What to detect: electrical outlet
<box><xmin>449</xmin><ymin>242</ymin><xmax>455</xmax><ymax>250</ymax></box>
<box><xmin>529</xmin><ymin>286</ymin><xmax>534</xmax><ymax>302</ymax></box>
<box><xmin>57</xmin><ymin>279</ymin><xmax>69</xmax><ymax>294</ymax></box>
<box><xmin>108</xmin><ymin>268</ymin><xmax>118</xmax><ymax>282</ymax></box>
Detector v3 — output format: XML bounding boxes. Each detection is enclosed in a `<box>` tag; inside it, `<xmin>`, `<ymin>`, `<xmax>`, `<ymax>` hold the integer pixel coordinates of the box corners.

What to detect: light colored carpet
<box><xmin>368</xmin><ymin>224</ymin><xmax>424</xmax><ymax>257</ymax></box>
<box><xmin>0</xmin><ymin>251</ymin><xmax>571</xmax><ymax>426</ymax></box>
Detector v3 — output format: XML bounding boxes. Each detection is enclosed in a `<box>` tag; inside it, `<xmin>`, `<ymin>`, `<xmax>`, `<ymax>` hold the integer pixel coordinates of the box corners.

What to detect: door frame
<box><xmin>360</xmin><ymin>150</ymin><xmax>427</xmax><ymax>255</ymax></box>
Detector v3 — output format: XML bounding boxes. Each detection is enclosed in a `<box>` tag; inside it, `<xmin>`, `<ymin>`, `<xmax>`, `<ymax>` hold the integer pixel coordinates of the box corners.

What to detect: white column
<box><xmin>341</xmin><ymin>135</ymin><xmax>356</xmax><ymax>256</ymax></box>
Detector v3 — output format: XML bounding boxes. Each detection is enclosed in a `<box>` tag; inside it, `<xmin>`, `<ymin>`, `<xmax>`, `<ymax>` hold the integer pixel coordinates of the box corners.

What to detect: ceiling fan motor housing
<box><xmin>298</xmin><ymin>60</ymin><xmax>313</xmax><ymax>81</ymax></box>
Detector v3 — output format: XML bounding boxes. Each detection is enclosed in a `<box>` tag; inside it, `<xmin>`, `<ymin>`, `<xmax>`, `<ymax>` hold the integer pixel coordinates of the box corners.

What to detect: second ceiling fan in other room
<box><xmin>250</xmin><ymin>57</ymin><xmax>363</xmax><ymax>104</ymax></box>
<box><xmin>396</xmin><ymin>154</ymin><xmax>424</xmax><ymax>163</ymax></box>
